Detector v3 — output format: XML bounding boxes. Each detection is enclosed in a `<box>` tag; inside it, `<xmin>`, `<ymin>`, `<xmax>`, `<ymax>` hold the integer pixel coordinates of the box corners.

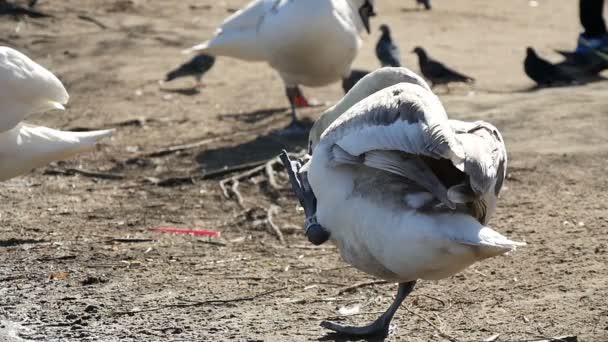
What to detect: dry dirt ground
<box><xmin>1</xmin><ymin>0</ymin><xmax>608</xmax><ymax>341</ymax></box>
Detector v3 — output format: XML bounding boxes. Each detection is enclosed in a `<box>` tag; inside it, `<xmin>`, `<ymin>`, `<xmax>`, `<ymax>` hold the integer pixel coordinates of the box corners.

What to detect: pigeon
<box><xmin>376</xmin><ymin>24</ymin><xmax>401</xmax><ymax>67</ymax></box>
<box><xmin>416</xmin><ymin>0</ymin><xmax>431</xmax><ymax>10</ymax></box>
<box><xmin>524</xmin><ymin>47</ymin><xmax>575</xmax><ymax>86</ymax></box>
<box><xmin>342</xmin><ymin>69</ymin><xmax>370</xmax><ymax>94</ymax></box>
<box><xmin>0</xmin><ymin>0</ymin><xmax>50</xmax><ymax>18</ymax></box>
<box><xmin>412</xmin><ymin>47</ymin><xmax>474</xmax><ymax>89</ymax></box>
<box><xmin>165</xmin><ymin>54</ymin><xmax>215</xmax><ymax>87</ymax></box>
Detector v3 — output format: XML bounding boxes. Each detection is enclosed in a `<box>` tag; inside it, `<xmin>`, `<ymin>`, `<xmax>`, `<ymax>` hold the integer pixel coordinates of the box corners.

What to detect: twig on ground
<box><xmin>266</xmin><ymin>160</ymin><xmax>280</xmax><ymax>189</ymax></box>
<box><xmin>129</xmin><ymin>131</ymin><xmax>250</xmax><ymax>161</ymax></box>
<box><xmin>77</xmin><ymin>14</ymin><xmax>108</xmax><ymax>29</ymax></box>
<box><xmin>44</xmin><ymin>168</ymin><xmax>124</xmax><ymax>180</ymax></box>
<box><xmin>109</xmin><ymin>238</ymin><xmax>155</xmax><ymax>243</ymax></box>
<box><xmin>336</xmin><ymin>280</ymin><xmax>389</xmax><ymax>295</ymax></box>
<box><xmin>412</xmin><ymin>293</ymin><xmax>447</xmax><ymax>307</ymax></box>
<box><xmin>266</xmin><ymin>205</ymin><xmax>285</xmax><ymax>244</ymax></box>
<box><xmin>403</xmin><ymin>305</ymin><xmax>458</xmax><ymax>342</ymax></box>
<box><xmin>527</xmin><ymin>336</ymin><xmax>577</xmax><ymax>342</ymax></box>
<box><xmin>231</xmin><ymin>180</ymin><xmax>244</xmax><ymax>208</ymax></box>
<box><xmin>202</xmin><ymin>160</ymin><xmax>267</xmax><ymax>179</ymax></box>
<box><xmin>218</xmin><ymin>150</ymin><xmax>306</xmax><ymax>206</ymax></box>
<box><xmin>111</xmin><ymin>286</ymin><xmax>288</xmax><ymax>316</ymax></box>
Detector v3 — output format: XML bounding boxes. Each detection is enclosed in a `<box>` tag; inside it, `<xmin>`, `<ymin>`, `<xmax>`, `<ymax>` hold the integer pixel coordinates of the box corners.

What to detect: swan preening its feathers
<box><xmin>185</xmin><ymin>0</ymin><xmax>376</xmax><ymax>129</ymax></box>
<box><xmin>0</xmin><ymin>46</ymin><xmax>113</xmax><ymax>181</ymax></box>
<box><xmin>283</xmin><ymin>67</ymin><xmax>523</xmax><ymax>336</ymax></box>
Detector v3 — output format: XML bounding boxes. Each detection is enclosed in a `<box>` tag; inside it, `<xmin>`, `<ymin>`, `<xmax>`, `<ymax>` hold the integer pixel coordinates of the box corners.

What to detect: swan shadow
<box><xmin>318</xmin><ymin>332</ymin><xmax>387</xmax><ymax>342</ymax></box>
<box><xmin>159</xmin><ymin>87</ymin><xmax>201</xmax><ymax>96</ymax></box>
<box><xmin>195</xmin><ymin>119</ymin><xmax>312</xmax><ymax>175</ymax></box>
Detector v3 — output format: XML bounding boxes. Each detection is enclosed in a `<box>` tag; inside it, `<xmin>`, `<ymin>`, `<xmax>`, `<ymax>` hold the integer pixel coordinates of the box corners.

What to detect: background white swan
<box><xmin>283</xmin><ymin>67</ymin><xmax>524</xmax><ymax>337</ymax></box>
<box><xmin>0</xmin><ymin>47</ymin><xmax>113</xmax><ymax>181</ymax></box>
<box><xmin>185</xmin><ymin>0</ymin><xmax>375</xmax><ymax>130</ymax></box>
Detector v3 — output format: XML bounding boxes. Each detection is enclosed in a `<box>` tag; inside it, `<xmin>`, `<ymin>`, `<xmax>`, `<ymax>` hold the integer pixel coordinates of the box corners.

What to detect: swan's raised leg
<box><xmin>321</xmin><ymin>281</ymin><xmax>417</xmax><ymax>337</ymax></box>
<box><xmin>279</xmin><ymin>151</ymin><xmax>330</xmax><ymax>245</ymax></box>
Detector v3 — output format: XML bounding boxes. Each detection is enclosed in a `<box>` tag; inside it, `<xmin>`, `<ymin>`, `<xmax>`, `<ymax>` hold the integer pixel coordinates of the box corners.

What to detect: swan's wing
<box><xmin>184</xmin><ymin>0</ymin><xmax>279</xmax><ymax>57</ymax></box>
<box><xmin>322</xmin><ymin>82</ymin><xmax>465</xmax><ymax>166</ymax></box>
<box><xmin>0</xmin><ymin>47</ymin><xmax>69</xmax><ymax>132</ymax></box>
<box><xmin>309</xmin><ymin>67</ymin><xmax>432</xmax><ymax>153</ymax></box>
<box><xmin>217</xmin><ymin>0</ymin><xmax>279</xmax><ymax>35</ymax></box>
<box><xmin>319</xmin><ymin>82</ymin><xmax>466</xmax><ymax>208</ymax></box>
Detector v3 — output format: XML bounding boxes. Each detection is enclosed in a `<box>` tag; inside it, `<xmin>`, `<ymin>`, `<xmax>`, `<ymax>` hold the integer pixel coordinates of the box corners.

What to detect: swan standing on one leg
<box><xmin>282</xmin><ymin>67</ymin><xmax>524</xmax><ymax>337</ymax></box>
<box><xmin>185</xmin><ymin>0</ymin><xmax>376</xmax><ymax>132</ymax></box>
<box><xmin>0</xmin><ymin>46</ymin><xmax>113</xmax><ymax>181</ymax></box>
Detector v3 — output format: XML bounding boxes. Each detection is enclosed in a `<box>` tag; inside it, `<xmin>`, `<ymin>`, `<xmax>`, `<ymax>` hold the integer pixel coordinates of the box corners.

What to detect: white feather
<box><xmin>0</xmin><ymin>47</ymin><xmax>113</xmax><ymax>181</ymax></box>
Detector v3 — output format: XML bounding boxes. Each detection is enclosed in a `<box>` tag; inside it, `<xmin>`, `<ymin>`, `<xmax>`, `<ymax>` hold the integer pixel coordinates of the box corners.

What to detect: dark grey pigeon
<box><xmin>416</xmin><ymin>0</ymin><xmax>431</xmax><ymax>10</ymax></box>
<box><xmin>342</xmin><ymin>69</ymin><xmax>370</xmax><ymax>94</ymax></box>
<box><xmin>376</xmin><ymin>24</ymin><xmax>401</xmax><ymax>67</ymax></box>
<box><xmin>412</xmin><ymin>47</ymin><xmax>474</xmax><ymax>88</ymax></box>
<box><xmin>524</xmin><ymin>47</ymin><xmax>575</xmax><ymax>86</ymax></box>
<box><xmin>0</xmin><ymin>0</ymin><xmax>51</xmax><ymax>17</ymax></box>
<box><xmin>165</xmin><ymin>54</ymin><xmax>216</xmax><ymax>86</ymax></box>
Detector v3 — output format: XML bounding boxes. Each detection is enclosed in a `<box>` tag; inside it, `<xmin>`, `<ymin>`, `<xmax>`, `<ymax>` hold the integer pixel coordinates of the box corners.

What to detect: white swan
<box><xmin>282</xmin><ymin>67</ymin><xmax>524</xmax><ymax>337</ymax></box>
<box><xmin>185</xmin><ymin>0</ymin><xmax>376</xmax><ymax>130</ymax></box>
<box><xmin>0</xmin><ymin>47</ymin><xmax>113</xmax><ymax>181</ymax></box>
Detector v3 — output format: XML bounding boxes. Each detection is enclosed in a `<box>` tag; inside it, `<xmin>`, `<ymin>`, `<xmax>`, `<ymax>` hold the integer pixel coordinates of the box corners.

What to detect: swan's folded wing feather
<box><xmin>322</xmin><ymin>83</ymin><xmax>465</xmax><ymax>167</ymax></box>
<box><xmin>309</xmin><ymin>68</ymin><xmax>432</xmax><ymax>153</ymax></box>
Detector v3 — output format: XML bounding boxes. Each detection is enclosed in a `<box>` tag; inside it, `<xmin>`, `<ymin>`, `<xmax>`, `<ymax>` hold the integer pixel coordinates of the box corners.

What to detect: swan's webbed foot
<box><xmin>279</xmin><ymin>151</ymin><xmax>330</xmax><ymax>245</ymax></box>
<box><xmin>321</xmin><ymin>281</ymin><xmax>417</xmax><ymax>337</ymax></box>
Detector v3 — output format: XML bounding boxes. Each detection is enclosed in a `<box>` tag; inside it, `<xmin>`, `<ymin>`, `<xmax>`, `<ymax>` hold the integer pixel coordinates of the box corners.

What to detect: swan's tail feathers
<box><xmin>182</xmin><ymin>41</ymin><xmax>210</xmax><ymax>55</ymax></box>
<box><xmin>73</xmin><ymin>128</ymin><xmax>115</xmax><ymax>149</ymax></box>
<box><xmin>463</xmin><ymin>226</ymin><xmax>526</xmax><ymax>259</ymax></box>
<box><xmin>182</xmin><ymin>30</ymin><xmax>265</xmax><ymax>61</ymax></box>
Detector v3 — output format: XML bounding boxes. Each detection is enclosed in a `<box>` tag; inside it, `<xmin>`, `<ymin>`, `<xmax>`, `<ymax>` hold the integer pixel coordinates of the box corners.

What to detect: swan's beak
<box><xmin>359</xmin><ymin>0</ymin><xmax>376</xmax><ymax>34</ymax></box>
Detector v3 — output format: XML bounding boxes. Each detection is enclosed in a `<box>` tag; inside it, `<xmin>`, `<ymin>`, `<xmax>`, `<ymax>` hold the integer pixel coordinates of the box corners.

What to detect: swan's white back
<box><xmin>185</xmin><ymin>0</ymin><xmax>368</xmax><ymax>87</ymax></box>
<box><xmin>0</xmin><ymin>46</ymin><xmax>113</xmax><ymax>181</ymax></box>
<box><xmin>0</xmin><ymin>47</ymin><xmax>69</xmax><ymax>132</ymax></box>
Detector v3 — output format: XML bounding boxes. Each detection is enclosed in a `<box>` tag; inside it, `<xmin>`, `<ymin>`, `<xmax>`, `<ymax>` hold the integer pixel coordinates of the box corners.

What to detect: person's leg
<box><xmin>580</xmin><ymin>0</ymin><xmax>606</xmax><ymax>38</ymax></box>
<box><xmin>577</xmin><ymin>0</ymin><xmax>608</xmax><ymax>58</ymax></box>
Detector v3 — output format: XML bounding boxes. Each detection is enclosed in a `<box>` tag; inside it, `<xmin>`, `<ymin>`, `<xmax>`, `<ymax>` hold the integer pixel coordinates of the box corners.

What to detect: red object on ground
<box><xmin>294</xmin><ymin>95</ymin><xmax>310</xmax><ymax>108</ymax></box>
<box><xmin>152</xmin><ymin>227</ymin><xmax>221</xmax><ymax>237</ymax></box>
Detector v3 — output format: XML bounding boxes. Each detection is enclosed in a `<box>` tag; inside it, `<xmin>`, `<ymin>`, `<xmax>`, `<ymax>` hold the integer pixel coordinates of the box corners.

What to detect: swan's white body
<box><xmin>306</xmin><ymin>67</ymin><xmax>523</xmax><ymax>283</ymax></box>
<box><xmin>186</xmin><ymin>0</ymin><xmax>369</xmax><ymax>87</ymax></box>
<box><xmin>0</xmin><ymin>46</ymin><xmax>113</xmax><ymax>181</ymax></box>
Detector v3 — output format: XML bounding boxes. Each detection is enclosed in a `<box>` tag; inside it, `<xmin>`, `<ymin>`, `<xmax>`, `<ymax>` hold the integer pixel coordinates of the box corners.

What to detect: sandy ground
<box><xmin>1</xmin><ymin>0</ymin><xmax>607</xmax><ymax>341</ymax></box>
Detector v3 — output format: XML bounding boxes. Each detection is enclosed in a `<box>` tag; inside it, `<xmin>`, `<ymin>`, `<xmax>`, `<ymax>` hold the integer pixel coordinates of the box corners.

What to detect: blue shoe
<box><xmin>576</xmin><ymin>33</ymin><xmax>608</xmax><ymax>59</ymax></box>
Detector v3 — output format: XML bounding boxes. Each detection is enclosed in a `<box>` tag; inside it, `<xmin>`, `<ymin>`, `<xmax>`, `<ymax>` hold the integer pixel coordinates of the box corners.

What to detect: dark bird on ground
<box><xmin>416</xmin><ymin>0</ymin><xmax>431</xmax><ymax>10</ymax></box>
<box><xmin>376</xmin><ymin>24</ymin><xmax>401</xmax><ymax>67</ymax></box>
<box><xmin>342</xmin><ymin>69</ymin><xmax>370</xmax><ymax>93</ymax></box>
<box><xmin>412</xmin><ymin>47</ymin><xmax>474</xmax><ymax>89</ymax></box>
<box><xmin>524</xmin><ymin>47</ymin><xmax>575</xmax><ymax>87</ymax></box>
<box><xmin>0</xmin><ymin>0</ymin><xmax>51</xmax><ymax>18</ymax></box>
<box><xmin>165</xmin><ymin>54</ymin><xmax>215</xmax><ymax>87</ymax></box>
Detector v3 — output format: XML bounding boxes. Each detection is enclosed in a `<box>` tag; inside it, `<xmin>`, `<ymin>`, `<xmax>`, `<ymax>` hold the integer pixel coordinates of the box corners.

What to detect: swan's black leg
<box><xmin>321</xmin><ymin>281</ymin><xmax>417</xmax><ymax>337</ymax></box>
